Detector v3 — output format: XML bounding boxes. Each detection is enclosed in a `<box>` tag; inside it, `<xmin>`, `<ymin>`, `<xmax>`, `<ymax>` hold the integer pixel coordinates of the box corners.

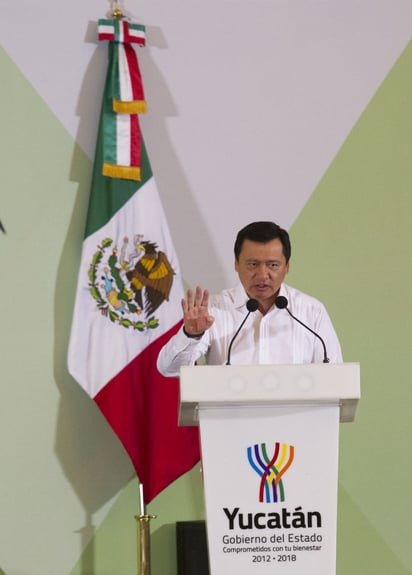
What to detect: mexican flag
<box><xmin>68</xmin><ymin>37</ymin><xmax>200</xmax><ymax>504</ymax></box>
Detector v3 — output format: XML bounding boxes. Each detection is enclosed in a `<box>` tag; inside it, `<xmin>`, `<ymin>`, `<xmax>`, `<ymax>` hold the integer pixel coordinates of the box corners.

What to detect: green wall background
<box><xmin>0</xmin><ymin>31</ymin><xmax>411</xmax><ymax>575</ymax></box>
<box><xmin>72</xmin><ymin>40</ymin><xmax>412</xmax><ymax>575</ymax></box>
<box><xmin>289</xmin><ymin>39</ymin><xmax>412</xmax><ymax>574</ymax></box>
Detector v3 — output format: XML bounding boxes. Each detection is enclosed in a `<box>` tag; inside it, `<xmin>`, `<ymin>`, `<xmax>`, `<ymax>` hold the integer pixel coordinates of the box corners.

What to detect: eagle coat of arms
<box><xmin>88</xmin><ymin>235</ymin><xmax>175</xmax><ymax>331</ymax></box>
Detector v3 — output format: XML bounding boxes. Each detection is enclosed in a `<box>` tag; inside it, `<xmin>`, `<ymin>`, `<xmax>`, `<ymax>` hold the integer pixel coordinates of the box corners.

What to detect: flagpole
<box><xmin>136</xmin><ymin>484</ymin><xmax>156</xmax><ymax>575</ymax></box>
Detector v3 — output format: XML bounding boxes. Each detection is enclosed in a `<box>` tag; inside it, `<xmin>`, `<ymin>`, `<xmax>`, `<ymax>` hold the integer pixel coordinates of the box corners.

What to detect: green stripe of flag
<box><xmin>85</xmin><ymin>63</ymin><xmax>152</xmax><ymax>239</ymax></box>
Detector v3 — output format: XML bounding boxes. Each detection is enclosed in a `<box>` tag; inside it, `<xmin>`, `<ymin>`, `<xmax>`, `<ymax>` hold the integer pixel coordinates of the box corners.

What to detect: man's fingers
<box><xmin>194</xmin><ymin>286</ymin><xmax>203</xmax><ymax>307</ymax></box>
<box><xmin>186</xmin><ymin>289</ymin><xmax>194</xmax><ymax>309</ymax></box>
<box><xmin>201</xmin><ymin>288</ymin><xmax>209</xmax><ymax>308</ymax></box>
<box><xmin>183</xmin><ymin>287</ymin><xmax>210</xmax><ymax>319</ymax></box>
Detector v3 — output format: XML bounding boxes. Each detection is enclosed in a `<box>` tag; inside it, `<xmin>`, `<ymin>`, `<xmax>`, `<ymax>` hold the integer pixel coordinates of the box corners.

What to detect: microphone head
<box><xmin>246</xmin><ymin>298</ymin><xmax>259</xmax><ymax>312</ymax></box>
<box><xmin>275</xmin><ymin>295</ymin><xmax>288</xmax><ymax>309</ymax></box>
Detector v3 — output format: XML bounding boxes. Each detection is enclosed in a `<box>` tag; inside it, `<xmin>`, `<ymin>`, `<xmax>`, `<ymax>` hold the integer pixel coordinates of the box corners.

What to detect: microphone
<box><xmin>275</xmin><ymin>295</ymin><xmax>330</xmax><ymax>363</ymax></box>
<box><xmin>226</xmin><ymin>298</ymin><xmax>259</xmax><ymax>365</ymax></box>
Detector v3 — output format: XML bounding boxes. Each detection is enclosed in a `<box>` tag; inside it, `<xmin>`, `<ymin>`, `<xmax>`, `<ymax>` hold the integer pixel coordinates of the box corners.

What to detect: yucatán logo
<box><xmin>247</xmin><ymin>442</ymin><xmax>294</xmax><ymax>503</ymax></box>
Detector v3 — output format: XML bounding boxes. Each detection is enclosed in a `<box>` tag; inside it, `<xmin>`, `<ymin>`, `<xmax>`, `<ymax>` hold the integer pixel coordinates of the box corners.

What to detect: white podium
<box><xmin>179</xmin><ymin>363</ymin><xmax>360</xmax><ymax>575</ymax></box>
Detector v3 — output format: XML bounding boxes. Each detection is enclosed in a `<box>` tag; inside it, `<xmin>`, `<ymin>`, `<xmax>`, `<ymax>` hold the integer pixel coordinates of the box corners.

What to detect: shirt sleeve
<box><xmin>156</xmin><ymin>326</ymin><xmax>210</xmax><ymax>377</ymax></box>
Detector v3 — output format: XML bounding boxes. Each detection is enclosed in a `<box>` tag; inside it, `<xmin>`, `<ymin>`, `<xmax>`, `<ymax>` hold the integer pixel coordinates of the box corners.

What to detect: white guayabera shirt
<box><xmin>156</xmin><ymin>283</ymin><xmax>343</xmax><ymax>378</ymax></box>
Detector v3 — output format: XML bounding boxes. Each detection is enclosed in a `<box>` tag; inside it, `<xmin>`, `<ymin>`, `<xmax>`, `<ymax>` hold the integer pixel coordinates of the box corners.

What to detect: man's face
<box><xmin>235</xmin><ymin>238</ymin><xmax>289</xmax><ymax>312</ymax></box>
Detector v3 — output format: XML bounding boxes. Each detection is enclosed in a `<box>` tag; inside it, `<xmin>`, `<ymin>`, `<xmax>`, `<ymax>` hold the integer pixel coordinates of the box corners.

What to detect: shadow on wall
<box><xmin>52</xmin><ymin>133</ymin><xmax>135</xmax><ymax>517</ymax></box>
<box><xmin>137</xmin><ymin>26</ymin><xmax>226</xmax><ymax>290</ymax></box>
<box><xmin>150</xmin><ymin>523</ymin><xmax>178</xmax><ymax>575</ymax></box>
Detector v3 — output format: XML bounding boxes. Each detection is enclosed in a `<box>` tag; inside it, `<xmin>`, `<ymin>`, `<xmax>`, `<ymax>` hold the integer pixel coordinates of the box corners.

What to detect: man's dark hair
<box><xmin>234</xmin><ymin>221</ymin><xmax>291</xmax><ymax>262</ymax></box>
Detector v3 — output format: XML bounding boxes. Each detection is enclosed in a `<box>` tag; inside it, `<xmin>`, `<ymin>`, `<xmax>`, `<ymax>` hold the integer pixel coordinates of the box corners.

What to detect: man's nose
<box><xmin>255</xmin><ymin>262</ymin><xmax>270</xmax><ymax>275</ymax></box>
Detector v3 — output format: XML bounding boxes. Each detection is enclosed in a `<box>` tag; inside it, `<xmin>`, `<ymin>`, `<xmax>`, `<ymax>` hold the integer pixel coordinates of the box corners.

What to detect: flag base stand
<box><xmin>135</xmin><ymin>513</ymin><xmax>156</xmax><ymax>575</ymax></box>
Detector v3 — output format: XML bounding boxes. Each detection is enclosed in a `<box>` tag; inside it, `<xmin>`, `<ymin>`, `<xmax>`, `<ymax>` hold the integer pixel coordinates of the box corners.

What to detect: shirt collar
<box><xmin>233</xmin><ymin>283</ymin><xmax>251</xmax><ymax>310</ymax></box>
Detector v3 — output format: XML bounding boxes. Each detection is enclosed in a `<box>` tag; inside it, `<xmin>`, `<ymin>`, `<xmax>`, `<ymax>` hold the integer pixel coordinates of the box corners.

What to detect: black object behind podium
<box><xmin>176</xmin><ymin>521</ymin><xmax>210</xmax><ymax>575</ymax></box>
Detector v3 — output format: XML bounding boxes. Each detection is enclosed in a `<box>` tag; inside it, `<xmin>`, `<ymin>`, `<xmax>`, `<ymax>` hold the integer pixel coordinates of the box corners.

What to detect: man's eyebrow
<box><xmin>245</xmin><ymin>259</ymin><xmax>282</xmax><ymax>264</ymax></box>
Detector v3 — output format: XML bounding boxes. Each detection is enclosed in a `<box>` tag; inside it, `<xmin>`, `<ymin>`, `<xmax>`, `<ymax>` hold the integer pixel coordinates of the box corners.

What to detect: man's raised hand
<box><xmin>182</xmin><ymin>286</ymin><xmax>214</xmax><ymax>336</ymax></box>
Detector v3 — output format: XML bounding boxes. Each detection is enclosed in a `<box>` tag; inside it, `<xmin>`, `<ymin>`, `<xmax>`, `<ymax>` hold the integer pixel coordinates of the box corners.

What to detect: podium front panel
<box><xmin>199</xmin><ymin>403</ymin><xmax>340</xmax><ymax>575</ymax></box>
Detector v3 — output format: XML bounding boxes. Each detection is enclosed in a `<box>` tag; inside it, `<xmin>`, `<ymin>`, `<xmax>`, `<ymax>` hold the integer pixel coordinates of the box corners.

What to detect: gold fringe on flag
<box><xmin>103</xmin><ymin>163</ymin><xmax>142</xmax><ymax>181</ymax></box>
<box><xmin>113</xmin><ymin>99</ymin><xmax>147</xmax><ymax>114</ymax></box>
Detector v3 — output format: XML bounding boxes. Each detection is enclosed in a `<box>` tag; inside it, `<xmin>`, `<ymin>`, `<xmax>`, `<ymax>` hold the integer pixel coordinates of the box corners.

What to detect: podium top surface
<box><xmin>179</xmin><ymin>363</ymin><xmax>360</xmax><ymax>425</ymax></box>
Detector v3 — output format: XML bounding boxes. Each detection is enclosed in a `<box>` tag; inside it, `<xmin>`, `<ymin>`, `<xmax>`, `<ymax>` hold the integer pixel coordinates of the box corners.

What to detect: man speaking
<box><xmin>157</xmin><ymin>221</ymin><xmax>342</xmax><ymax>376</ymax></box>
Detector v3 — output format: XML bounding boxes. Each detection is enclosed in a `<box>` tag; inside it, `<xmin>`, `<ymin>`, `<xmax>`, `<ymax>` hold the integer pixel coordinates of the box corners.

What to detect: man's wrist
<box><xmin>183</xmin><ymin>325</ymin><xmax>205</xmax><ymax>339</ymax></box>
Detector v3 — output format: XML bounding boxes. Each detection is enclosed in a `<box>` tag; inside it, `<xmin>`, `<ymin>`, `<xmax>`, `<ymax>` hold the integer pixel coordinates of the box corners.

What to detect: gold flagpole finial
<box><xmin>111</xmin><ymin>0</ymin><xmax>124</xmax><ymax>19</ymax></box>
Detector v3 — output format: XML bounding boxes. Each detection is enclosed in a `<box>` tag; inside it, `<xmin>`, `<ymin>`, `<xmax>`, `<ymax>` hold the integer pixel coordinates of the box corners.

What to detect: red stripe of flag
<box><xmin>94</xmin><ymin>322</ymin><xmax>200</xmax><ymax>503</ymax></box>
<box><xmin>130</xmin><ymin>114</ymin><xmax>140</xmax><ymax>167</ymax></box>
<box><xmin>99</xmin><ymin>32</ymin><xmax>115</xmax><ymax>41</ymax></box>
<box><xmin>124</xmin><ymin>44</ymin><xmax>145</xmax><ymax>102</ymax></box>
